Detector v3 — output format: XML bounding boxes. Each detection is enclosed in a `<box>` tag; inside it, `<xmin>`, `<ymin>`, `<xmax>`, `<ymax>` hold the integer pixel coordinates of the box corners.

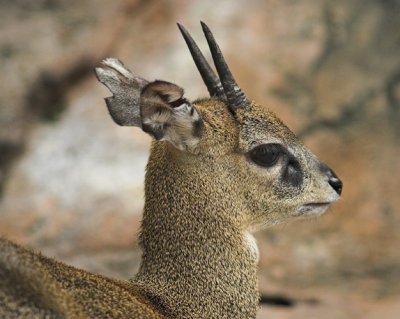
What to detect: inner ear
<box><xmin>139</xmin><ymin>80</ymin><xmax>203</xmax><ymax>151</ymax></box>
<box><xmin>141</xmin><ymin>80</ymin><xmax>184</xmax><ymax>105</ymax></box>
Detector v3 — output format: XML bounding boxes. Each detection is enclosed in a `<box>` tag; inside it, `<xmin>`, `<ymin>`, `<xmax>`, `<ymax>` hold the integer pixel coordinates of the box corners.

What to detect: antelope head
<box><xmin>95</xmin><ymin>22</ymin><xmax>342</xmax><ymax>232</ymax></box>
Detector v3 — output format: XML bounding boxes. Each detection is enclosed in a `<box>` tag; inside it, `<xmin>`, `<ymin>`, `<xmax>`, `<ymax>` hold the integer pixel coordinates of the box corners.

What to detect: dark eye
<box><xmin>248</xmin><ymin>143</ymin><xmax>282</xmax><ymax>168</ymax></box>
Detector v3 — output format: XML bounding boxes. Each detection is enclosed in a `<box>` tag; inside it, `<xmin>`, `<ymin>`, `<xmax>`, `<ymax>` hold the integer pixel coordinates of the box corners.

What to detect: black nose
<box><xmin>320</xmin><ymin>163</ymin><xmax>343</xmax><ymax>195</ymax></box>
<box><xmin>328</xmin><ymin>176</ymin><xmax>343</xmax><ymax>195</ymax></box>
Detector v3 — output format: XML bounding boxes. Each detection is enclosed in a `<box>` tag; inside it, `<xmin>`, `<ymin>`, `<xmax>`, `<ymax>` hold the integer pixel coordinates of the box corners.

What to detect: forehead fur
<box><xmin>236</xmin><ymin>103</ymin><xmax>299</xmax><ymax>151</ymax></box>
<box><xmin>194</xmin><ymin>99</ymin><xmax>299</xmax><ymax>153</ymax></box>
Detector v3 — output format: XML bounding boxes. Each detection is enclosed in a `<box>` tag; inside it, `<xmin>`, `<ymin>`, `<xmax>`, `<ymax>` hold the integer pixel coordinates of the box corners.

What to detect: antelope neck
<box><xmin>132</xmin><ymin>146</ymin><xmax>259</xmax><ymax>318</ymax></box>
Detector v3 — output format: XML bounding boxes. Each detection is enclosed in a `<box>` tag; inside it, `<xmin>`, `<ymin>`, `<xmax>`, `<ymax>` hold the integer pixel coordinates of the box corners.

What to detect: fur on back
<box><xmin>0</xmin><ymin>238</ymin><xmax>165</xmax><ymax>319</ymax></box>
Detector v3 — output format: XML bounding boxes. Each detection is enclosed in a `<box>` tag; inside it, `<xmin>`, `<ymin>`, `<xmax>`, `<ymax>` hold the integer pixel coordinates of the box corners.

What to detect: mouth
<box><xmin>296</xmin><ymin>202</ymin><xmax>331</xmax><ymax>217</ymax></box>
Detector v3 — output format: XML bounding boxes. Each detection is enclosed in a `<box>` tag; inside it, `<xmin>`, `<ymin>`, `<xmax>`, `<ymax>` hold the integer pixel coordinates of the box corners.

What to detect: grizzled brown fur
<box><xmin>0</xmin><ymin>238</ymin><xmax>165</xmax><ymax>318</ymax></box>
<box><xmin>0</xmin><ymin>23</ymin><xmax>341</xmax><ymax>319</ymax></box>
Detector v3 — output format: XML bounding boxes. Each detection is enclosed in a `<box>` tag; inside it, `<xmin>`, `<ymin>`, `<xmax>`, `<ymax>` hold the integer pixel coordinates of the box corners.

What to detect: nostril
<box><xmin>328</xmin><ymin>177</ymin><xmax>343</xmax><ymax>195</ymax></box>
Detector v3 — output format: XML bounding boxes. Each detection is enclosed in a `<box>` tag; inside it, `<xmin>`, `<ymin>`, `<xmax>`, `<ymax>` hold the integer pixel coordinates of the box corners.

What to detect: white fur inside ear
<box><xmin>142</xmin><ymin>109</ymin><xmax>171</xmax><ymax>126</ymax></box>
<box><xmin>167</xmin><ymin>103</ymin><xmax>201</xmax><ymax>150</ymax></box>
<box><xmin>173</xmin><ymin>102</ymin><xmax>191</xmax><ymax>114</ymax></box>
<box><xmin>141</xmin><ymin>100</ymin><xmax>202</xmax><ymax>150</ymax></box>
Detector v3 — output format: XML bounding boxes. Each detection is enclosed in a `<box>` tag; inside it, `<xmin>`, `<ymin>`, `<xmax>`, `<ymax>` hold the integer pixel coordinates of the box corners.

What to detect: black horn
<box><xmin>200</xmin><ymin>21</ymin><xmax>250</xmax><ymax>112</ymax></box>
<box><xmin>177</xmin><ymin>23</ymin><xmax>225</xmax><ymax>99</ymax></box>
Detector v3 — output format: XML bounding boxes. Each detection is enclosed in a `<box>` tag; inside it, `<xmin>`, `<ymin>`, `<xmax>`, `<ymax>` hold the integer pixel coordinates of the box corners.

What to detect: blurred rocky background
<box><xmin>0</xmin><ymin>0</ymin><xmax>399</xmax><ymax>318</ymax></box>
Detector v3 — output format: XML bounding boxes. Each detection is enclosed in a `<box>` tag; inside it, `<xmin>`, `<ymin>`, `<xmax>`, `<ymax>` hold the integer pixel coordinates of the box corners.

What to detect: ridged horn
<box><xmin>201</xmin><ymin>21</ymin><xmax>250</xmax><ymax>111</ymax></box>
<box><xmin>177</xmin><ymin>23</ymin><xmax>226</xmax><ymax>99</ymax></box>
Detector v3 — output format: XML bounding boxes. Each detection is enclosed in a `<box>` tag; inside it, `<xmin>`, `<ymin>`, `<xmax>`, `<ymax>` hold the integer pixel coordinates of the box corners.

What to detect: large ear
<box><xmin>95</xmin><ymin>58</ymin><xmax>148</xmax><ymax>126</ymax></box>
<box><xmin>95</xmin><ymin>58</ymin><xmax>203</xmax><ymax>151</ymax></box>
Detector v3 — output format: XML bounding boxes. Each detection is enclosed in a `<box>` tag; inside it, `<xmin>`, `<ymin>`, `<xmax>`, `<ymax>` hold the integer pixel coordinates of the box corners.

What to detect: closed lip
<box><xmin>303</xmin><ymin>202</ymin><xmax>331</xmax><ymax>208</ymax></box>
<box><xmin>296</xmin><ymin>202</ymin><xmax>331</xmax><ymax>216</ymax></box>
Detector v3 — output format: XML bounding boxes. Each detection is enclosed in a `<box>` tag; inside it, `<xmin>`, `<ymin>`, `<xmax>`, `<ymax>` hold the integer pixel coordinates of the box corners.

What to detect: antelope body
<box><xmin>0</xmin><ymin>23</ymin><xmax>342</xmax><ymax>319</ymax></box>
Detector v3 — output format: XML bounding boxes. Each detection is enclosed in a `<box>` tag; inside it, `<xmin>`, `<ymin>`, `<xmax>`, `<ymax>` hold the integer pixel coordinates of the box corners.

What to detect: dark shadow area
<box><xmin>260</xmin><ymin>293</ymin><xmax>320</xmax><ymax>308</ymax></box>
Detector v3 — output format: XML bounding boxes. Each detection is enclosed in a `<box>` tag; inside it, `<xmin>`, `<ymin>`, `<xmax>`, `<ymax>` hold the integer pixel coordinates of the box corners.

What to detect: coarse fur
<box><xmin>0</xmin><ymin>23</ymin><xmax>342</xmax><ymax>318</ymax></box>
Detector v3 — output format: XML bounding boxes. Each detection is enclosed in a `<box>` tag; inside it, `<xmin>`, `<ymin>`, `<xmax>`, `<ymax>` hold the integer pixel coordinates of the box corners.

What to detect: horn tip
<box><xmin>200</xmin><ymin>21</ymin><xmax>210</xmax><ymax>31</ymax></box>
<box><xmin>177</xmin><ymin>22</ymin><xmax>187</xmax><ymax>35</ymax></box>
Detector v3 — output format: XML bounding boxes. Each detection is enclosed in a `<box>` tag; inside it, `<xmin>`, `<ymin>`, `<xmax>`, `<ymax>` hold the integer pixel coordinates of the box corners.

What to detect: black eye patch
<box><xmin>282</xmin><ymin>155</ymin><xmax>303</xmax><ymax>188</ymax></box>
<box><xmin>248</xmin><ymin>143</ymin><xmax>283</xmax><ymax>168</ymax></box>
